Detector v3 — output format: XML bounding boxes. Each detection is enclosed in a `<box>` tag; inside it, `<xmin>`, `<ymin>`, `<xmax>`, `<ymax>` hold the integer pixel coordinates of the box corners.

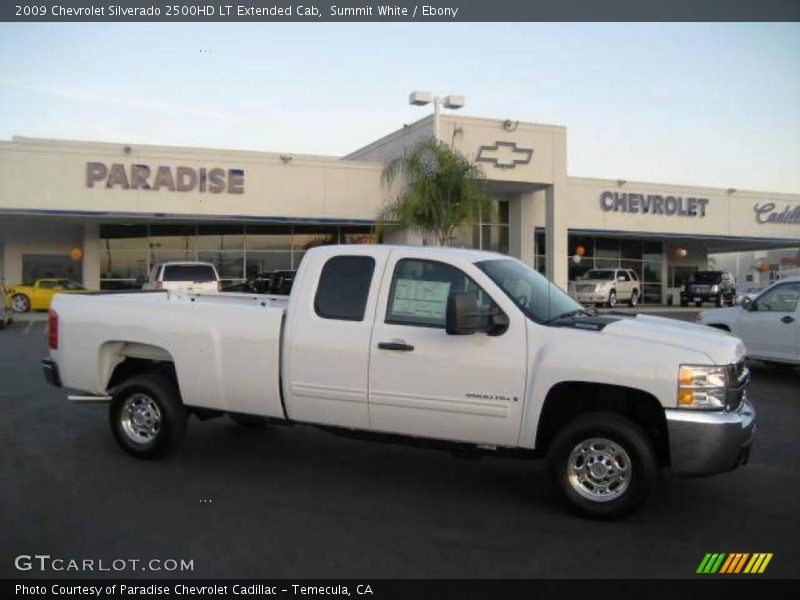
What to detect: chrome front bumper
<box><xmin>665</xmin><ymin>398</ymin><xmax>755</xmax><ymax>477</ymax></box>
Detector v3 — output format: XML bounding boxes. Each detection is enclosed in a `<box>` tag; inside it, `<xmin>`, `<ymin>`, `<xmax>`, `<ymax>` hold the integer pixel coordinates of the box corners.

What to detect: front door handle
<box><xmin>781</xmin><ymin>315</ymin><xmax>795</xmax><ymax>324</ymax></box>
<box><xmin>378</xmin><ymin>341</ymin><xmax>415</xmax><ymax>352</ymax></box>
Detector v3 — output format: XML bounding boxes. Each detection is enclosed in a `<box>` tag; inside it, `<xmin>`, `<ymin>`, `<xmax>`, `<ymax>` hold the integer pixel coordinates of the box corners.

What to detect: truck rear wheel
<box><xmin>547</xmin><ymin>412</ymin><xmax>657</xmax><ymax>520</ymax></box>
<box><xmin>109</xmin><ymin>373</ymin><xmax>187</xmax><ymax>459</ymax></box>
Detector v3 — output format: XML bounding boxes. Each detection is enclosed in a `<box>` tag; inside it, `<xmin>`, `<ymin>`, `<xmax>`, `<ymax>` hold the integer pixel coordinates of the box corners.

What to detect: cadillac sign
<box><xmin>753</xmin><ymin>203</ymin><xmax>800</xmax><ymax>225</ymax></box>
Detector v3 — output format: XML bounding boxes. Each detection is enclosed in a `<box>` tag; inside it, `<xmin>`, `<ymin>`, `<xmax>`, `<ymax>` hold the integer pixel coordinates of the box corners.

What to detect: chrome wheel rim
<box><xmin>631</xmin><ymin>292</ymin><xmax>638</xmax><ymax>306</ymax></box>
<box><xmin>608</xmin><ymin>292</ymin><xmax>616</xmax><ymax>306</ymax></box>
<box><xmin>12</xmin><ymin>295</ymin><xmax>28</xmax><ymax>312</ymax></box>
<box><xmin>120</xmin><ymin>393</ymin><xmax>162</xmax><ymax>444</ymax></box>
<box><xmin>567</xmin><ymin>437</ymin><xmax>631</xmax><ymax>502</ymax></box>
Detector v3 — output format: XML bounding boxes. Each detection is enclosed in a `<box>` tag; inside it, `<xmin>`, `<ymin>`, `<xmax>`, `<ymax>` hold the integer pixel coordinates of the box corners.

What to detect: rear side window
<box><xmin>314</xmin><ymin>256</ymin><xmax>375</xmax><ymax>321</ymax></box>
<box><xmin>162</xmin><ymin>265</ymin><xmax>218</xmax><ymax>282</ymax></box>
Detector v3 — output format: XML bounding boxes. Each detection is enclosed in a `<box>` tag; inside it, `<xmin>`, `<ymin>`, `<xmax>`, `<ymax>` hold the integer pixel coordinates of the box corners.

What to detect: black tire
<box><xmin>109</xmin><ymin>372</ymin><xmax>187</xmax><ymax>459</ymax></box>
<box><xmin>228</xmin><ymin>413</ymin><xmax>268</xmax><ymax>427</ymax></box>
<box><xmin>680</xmin><ymin>300</ymin><xmax>688</xmax><ymax>307</ymax></box>
<box><xmin>715</xmin><ymin>295</ymin><xmax>723</xmax><ymax>307</ymax></box>
<box><xmin>11</xmin><ymin>294</ymin><xmax>30</xmax><ymax>313</ymax></box>
<box><xmin>694</xmin><ymin>301</ymin><xmax>702</xmax><ymax>308</ymax></box>
<box><xmin>547</xmin><ymin>412</ymin><xmax>658</xmax><ymax>520</ymax></box>
<box><xmin>628</xmin><ymin>289</ymin><xmax>639</xmax><ymax>307</ymax></box>
<box><xmin>606</xmin><ymin>290</ymin><xmax>617</xmax><ymax>308</ymax></box>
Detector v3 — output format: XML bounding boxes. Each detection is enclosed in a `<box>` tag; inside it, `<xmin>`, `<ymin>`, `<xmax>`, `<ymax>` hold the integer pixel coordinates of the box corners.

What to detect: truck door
<box><xmin>283</xmin><ymin>248</ymin><xmax>390</xmax><ymax>429</ymax></box>
<box><xmin>367</xmin><ymin>252</ymin><xmax>527</xmax><ymax>447</ymax></box>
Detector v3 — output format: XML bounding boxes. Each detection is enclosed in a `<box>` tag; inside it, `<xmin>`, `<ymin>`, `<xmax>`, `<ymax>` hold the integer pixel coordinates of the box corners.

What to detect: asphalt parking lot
<box><xmin>1</xmin><ymin>316</ymin><xmax>799</xmax><ymax>579</ymax></box>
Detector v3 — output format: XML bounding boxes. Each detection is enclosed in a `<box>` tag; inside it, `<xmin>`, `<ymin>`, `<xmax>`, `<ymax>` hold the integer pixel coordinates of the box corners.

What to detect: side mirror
<box><xmin>742</xmin><ymin>297</ymin><xmax>754</xmax><ymax>311</ymax></box>
<box><xmin>446</xmin><ymin>292</ymin><xmax>508</xmax><ymax>336</ymax></box>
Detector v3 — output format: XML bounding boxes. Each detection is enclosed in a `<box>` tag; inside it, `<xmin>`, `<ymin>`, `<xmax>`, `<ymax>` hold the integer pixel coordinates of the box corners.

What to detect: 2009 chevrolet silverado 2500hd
<box><xmin>43</xmin><ymin>245</ymin><xmax>755</xmax><ymax>519</ymax></box>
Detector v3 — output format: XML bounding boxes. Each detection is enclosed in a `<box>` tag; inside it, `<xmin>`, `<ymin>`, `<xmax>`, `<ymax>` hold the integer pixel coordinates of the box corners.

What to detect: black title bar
<box><xmin>3</xmin><ymin>0</ymin><xmax>800</xmax><ymax>22</ymax></box>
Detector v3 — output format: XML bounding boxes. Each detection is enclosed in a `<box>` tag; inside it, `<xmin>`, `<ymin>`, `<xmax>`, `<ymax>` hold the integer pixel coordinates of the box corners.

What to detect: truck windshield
<box><xmin>476</xmin><ymin>259</ymin><xmax>583</xmax><ymax>324</ymax></box>
<box><xmin>691</xmin><ymin>272</ymin><xmax>722</xmax><ymax>284</ymax></box>
<box><xmin>581</xmin><ymin>270</ymin><xmax>615</xmax><ymax>280</ymax></box>
<box><xmin>163</xmin><ymin>265</ymin><xmax>217</xmax><ymax>282</ymax></box>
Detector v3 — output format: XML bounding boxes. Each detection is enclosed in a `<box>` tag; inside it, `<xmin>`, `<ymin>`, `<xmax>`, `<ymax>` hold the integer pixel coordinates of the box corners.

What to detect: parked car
<box><xmin>681</xmin><ymin>271</ymin><xmax>736</xmax><ymax>307</ymax></box>
<box><xmin>0</xmin><ymin>284</ymin><xmax>11</xmax><ymax>328</ymax></box>
<box><xmin>4</xmin><ymin>279</ymin><xmax>87</xmax><ymax>313</ymax></box>
<box><xmin>142</xmin><ymin>262</ymin><xmax>220</xmax><ymax>292</ymax></box>
<box><xmin>571</xmin><ymin>268</ymin><xmax>640</xmax><ymax>307</ymax></box>
<box><xmin>735</xmin><ymin>284</ymin><xmax>766</xmax><ymax>306</ymax></box>
<box><xmin>223</xmin><ymin>270</ymin><xmax>296</xmax><ymax>295</ymax></box>
<box><xmin>698</xmin><ymin>277</ymin><xmax>800</xmax><ymax>365</ymax></box>
<box><xmin>44</xmin><ymin>245</ymin><xmax>754</xmax><ymax>520</ymax></box>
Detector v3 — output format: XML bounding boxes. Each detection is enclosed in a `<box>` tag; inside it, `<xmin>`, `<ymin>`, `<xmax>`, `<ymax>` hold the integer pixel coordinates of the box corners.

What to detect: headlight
<box><xmin>710</xmin><ymin>284</ymin><xmax>720</xmax><ymax>292</ymax></box>
<box><xmin>677</xmin><ymin>364</ymin><xmax>727</xmax><ymax>410</ymax></box>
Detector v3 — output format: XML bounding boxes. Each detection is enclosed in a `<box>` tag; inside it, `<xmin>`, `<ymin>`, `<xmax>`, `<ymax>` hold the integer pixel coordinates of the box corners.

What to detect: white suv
<box><xmin>142</xmin><ymin>262</ymin><xmax>221</xmax><ymax>293</ymax></box>
<box><xmin>571</xmin><ymin>268</ymin><xmax>641</xmax><ymax>307</ymax></box>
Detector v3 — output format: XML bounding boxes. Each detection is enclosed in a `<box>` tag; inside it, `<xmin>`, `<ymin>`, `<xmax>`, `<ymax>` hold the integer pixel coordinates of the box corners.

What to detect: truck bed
<box><xmin>51</xmin><ymin>290</ymin><xmax>287</xmax><ymax>419</ymax></box>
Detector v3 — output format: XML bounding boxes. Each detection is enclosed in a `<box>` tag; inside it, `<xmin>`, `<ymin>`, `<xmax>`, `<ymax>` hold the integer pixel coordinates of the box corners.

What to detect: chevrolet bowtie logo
<box><xmin>476</xmin><ymin>141</ymin><xmax>533</xmax><ymax>169</ymax></box>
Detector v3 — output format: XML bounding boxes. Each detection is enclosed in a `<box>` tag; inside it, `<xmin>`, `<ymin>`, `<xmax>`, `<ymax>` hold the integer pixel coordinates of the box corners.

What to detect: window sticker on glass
<box><xmin>391</xmin><ymin>279</ymin><xmax>451</xmax><ymax>321</ymax></box>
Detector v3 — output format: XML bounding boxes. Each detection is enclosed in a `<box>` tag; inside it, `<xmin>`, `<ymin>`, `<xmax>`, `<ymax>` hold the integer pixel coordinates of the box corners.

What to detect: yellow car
<box><xmin>4</xmin><ymin>279</ymin><xmax>88</xmax><ymax>313</ymax></box>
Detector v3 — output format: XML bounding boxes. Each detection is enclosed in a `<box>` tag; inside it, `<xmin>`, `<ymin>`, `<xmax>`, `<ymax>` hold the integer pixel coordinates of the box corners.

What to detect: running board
<box><xmin>67</xmin><ymin>394</ymin><xmax>112</xmax><ymax>403</ymax></box>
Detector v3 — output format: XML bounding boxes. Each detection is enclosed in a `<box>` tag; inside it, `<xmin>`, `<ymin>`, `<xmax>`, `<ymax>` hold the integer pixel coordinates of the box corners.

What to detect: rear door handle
<box><xmin>781</xmin><ymin>315</ymin><xmax>795</xmax><ymax>324</ymax></box>
<box><xmin>378</xmin><ymin>341</ymin><xmax>415</xmax><ymax>352</ymax></box>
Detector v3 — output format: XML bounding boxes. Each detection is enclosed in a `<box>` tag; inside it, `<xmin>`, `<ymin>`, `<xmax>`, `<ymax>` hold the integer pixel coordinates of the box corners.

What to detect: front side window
<box><xmin>755</xmin><ymin>283</ymin><xmax>800</xmax><ymax>312</ymax></box>
<box><xmin>618</xmin><ymin>271</ymin><xmax>630</xmax><ymax>281</ymax></box>
<box><xmin>314</xmin><ymin>256</ymin><xmax>375</xmax><ymax>321</ymax></box>
<box><xmin>38</xmin><ymin>281</ymin><xmax>58</xmax><ymax>289</ymax></box>
<box><xmin>386</xmin><ymin>259</ymin><xmax>497</xmax><ymax>328</ymax></box>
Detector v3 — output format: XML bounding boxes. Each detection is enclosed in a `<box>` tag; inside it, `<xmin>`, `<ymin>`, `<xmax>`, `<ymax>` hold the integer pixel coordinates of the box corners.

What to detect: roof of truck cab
<box><xmin>306</xmin><ymin>244</ymin><xmax>511</xmax><ymax>264</ymax></box>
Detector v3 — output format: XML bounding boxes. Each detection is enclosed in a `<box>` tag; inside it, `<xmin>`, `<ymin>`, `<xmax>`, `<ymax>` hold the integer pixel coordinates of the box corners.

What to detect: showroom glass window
<box><xmin>450</xmin><ymin>200</ymin><xmax>510</xmax><ymax>254</ymax></box>
<box><xmin>314</xmin><ymin>256</ymin><xmax>375</xmax><ymax>321</ymax></box>
<box><xmin>100</xmin><ymin>223</ymin><xmax>376</xmax><ymax>290</ymax></box>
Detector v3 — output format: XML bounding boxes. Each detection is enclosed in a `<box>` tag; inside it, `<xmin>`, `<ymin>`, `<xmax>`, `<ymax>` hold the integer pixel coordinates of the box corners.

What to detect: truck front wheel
<box><xmin>109</xmin><ymin>373</ymin><xmax>187</xmax><ymax>459</ymax></box>
<box><xmin>547</xmin><ymin>412</ymin><xmax>657</xmax><ymax>520</ymax></box>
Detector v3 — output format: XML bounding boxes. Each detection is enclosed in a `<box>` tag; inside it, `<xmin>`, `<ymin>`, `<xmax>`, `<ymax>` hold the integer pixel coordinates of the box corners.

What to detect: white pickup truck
<box><xmin>43</xmin><ymin>245</ymin><xmax>755</xmax><ymax>519</ymax></box>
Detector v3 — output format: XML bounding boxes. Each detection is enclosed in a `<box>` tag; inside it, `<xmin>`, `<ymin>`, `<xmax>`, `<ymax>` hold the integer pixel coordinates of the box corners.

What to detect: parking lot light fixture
<box><xmin>408</xmin><ymin>91</ymin><xmax>465</xmax><ymax>141</ymax></box>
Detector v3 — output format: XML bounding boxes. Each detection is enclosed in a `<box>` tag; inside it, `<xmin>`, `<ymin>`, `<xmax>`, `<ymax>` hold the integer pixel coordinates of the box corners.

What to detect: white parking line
<box><xmin>24</xmin><ymin>320</ymin><xmax>34</xmax><ymax>335</ymax></box>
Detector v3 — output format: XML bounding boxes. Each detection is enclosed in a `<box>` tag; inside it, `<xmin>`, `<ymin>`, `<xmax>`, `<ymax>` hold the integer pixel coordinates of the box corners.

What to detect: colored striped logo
<box><xmin>696</xmin><ymin>553</ymin><xmax>773</xmax><ymax>574</ymax></box>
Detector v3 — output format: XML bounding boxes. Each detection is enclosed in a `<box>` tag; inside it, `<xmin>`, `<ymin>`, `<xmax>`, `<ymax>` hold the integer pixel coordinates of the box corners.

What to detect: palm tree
<box><xmin>379</xmin><ymin>138</ymin><xmax>492</xmax><ymax>246</ymax></box>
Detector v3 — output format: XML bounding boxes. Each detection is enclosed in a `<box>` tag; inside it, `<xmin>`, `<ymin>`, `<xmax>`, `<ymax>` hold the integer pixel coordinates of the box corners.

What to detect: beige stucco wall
<box><xmin>559</xmin><ymin>177</ymin><xmax>800</xmax><ymax>241</ymax></box>
<box><xmin>0</xmin><ymin>137</ymin><xmax>389</xmax><ymax>222</ymax></box>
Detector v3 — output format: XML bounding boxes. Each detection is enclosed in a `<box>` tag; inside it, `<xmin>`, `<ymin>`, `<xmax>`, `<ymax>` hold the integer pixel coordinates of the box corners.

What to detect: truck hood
<box><xmin>601</xmin><ymin>314</ymin><xmax>745</xmax><ymax>365</ymax></box>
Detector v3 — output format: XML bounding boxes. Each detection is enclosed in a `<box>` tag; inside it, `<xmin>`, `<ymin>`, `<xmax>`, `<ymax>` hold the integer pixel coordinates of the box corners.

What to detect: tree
<box><xmin>379</xmin><ymin>138</ymin><xmax>492</xmax><ymax>246</ymax></box>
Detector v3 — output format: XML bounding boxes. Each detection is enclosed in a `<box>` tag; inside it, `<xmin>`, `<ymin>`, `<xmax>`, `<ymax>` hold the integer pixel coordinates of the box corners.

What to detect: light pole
<box><xmin>408</xmin><ymin>91</ymin><xmax>465</xmax><ymax>141</ymax></box>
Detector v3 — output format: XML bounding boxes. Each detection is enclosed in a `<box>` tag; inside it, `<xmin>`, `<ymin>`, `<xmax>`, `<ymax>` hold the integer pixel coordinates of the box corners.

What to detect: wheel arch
<box><xmin>535</xmin><ymin>381</ymin><xmax>670</xmax><ymax>467</ymax></box>
<box><xmin>100</xmin><ymin>341</ymin><xmax>178</xmax><ymax>393</ymax></box>
<box><xmin>706</xmin><ymin>323</ymin><xmax>731</xmax><ymax>332</ymax></box>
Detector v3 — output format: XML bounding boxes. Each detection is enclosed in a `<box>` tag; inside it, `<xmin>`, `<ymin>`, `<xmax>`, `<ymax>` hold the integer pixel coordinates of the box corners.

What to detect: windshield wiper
<box><xmin>546</xmin><ymin>307</ymin><xmax>595</xmax><ymax>324</ymax></box>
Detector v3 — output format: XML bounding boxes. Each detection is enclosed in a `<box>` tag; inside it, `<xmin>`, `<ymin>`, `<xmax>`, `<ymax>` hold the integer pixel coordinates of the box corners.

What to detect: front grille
<box><xmin>576</xmin><ymin>284</ymin><xmax>595</xmax><ymax>293</ymax></box>
<box><xmin>726</xmin><ymin>359</ymin><xmax>749</xmax><ymax>412</ymax></box>
<box><xmin>690</xmin><ymin>285</ymin><xmax>710</xmax><ymax>294</ymax></box>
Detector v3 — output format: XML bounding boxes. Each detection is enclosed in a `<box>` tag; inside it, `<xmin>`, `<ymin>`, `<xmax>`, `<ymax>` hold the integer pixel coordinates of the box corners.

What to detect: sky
<box><xmin>0</xmin><ymin>22</ymin><xmax>798</xmax><ymax>193</ymax></box>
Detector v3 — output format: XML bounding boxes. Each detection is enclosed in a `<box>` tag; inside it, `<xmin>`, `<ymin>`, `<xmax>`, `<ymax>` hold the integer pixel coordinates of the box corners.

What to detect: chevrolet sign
<box><xmin>476</xmin><ymin>142</ymin><xmax>533</xmax><ymax>169</ymax></box>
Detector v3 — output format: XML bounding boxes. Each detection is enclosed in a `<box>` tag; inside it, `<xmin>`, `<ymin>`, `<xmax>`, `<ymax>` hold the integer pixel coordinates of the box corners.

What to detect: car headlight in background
<box><xmin>677</xmin><ymin>364</ymin><xmax>727</xmax><ymax>410</ymax></box>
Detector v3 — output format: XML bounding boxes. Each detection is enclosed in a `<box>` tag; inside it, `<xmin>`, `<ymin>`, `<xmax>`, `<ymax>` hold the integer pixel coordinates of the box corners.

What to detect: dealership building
<box><xmin>1</xmin><ymin>113</ymin><xmax>798</xmax><ymax>304</ymax></box>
